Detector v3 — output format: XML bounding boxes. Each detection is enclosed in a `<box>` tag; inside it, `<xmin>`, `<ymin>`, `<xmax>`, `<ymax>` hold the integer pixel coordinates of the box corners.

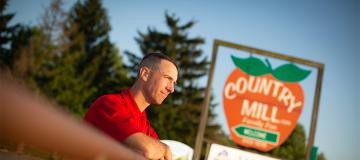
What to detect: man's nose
<box><xmin>166</xmin><ymin>84</ymin><xmax>175</xmax><ymax>93</ymax></box>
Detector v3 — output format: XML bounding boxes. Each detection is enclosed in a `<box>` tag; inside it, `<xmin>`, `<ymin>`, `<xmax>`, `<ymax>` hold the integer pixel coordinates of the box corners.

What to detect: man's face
<box><xmin>143</xmin><ymin>59</ymin><xmax>178</xmax><ymax>105</ymax></box>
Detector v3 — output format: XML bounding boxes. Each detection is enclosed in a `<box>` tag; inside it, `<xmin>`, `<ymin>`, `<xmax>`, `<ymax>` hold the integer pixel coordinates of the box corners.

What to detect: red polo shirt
<box><xmin>84</xmin><ymin>89</ymin><xmax>158</xmax><ymax>142</ymax></box>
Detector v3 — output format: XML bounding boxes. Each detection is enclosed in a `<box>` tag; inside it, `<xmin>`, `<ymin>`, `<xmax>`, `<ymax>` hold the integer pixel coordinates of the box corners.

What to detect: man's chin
<box><xmin>155</xmin><ymin>101</ymin><xmax>164</xmax><ymax>105</ymax></box>
<box><xmin>154</xmin><ymin>99</ymin><xmax>165</xmax><ymax>105</ymax></box>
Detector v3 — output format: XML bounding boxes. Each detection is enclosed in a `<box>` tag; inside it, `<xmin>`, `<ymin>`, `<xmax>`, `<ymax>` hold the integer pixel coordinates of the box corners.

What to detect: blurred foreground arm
<box><xmin>124</xmin><ymin>133</ymin><xmax>172</xmax><ymax>160</ymax></box>
<box><xmin>0</xmin><ymin>75</ymin><xmax>145</xmax><ymax>160</ymax></box>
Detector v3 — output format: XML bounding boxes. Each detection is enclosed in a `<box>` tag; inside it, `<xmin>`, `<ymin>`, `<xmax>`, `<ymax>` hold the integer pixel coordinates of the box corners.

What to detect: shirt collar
<box><xmin>124</xmin><ymin>88</ymin><xmax>143</xmax><ymax>117</ymax></box>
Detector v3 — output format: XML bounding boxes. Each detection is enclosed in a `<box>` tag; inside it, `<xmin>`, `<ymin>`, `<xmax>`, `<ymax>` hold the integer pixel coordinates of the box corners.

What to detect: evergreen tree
<box><xmin>61</xmin><ymin>0</ymin><xmax>129</xmax><ymax>114</ymax></box>
<box><xmin>3</xmin><ymin>0</ymin><xmax>129</xmax><ymax>116</ymax></box>
<box><xmin>125</xmin><ymin>12</ymin><xmax>224</xmax><ymax>146</ymax></box>
<box><xmin>0</xmin><ymin>0</ymin><xmax>20</xmax><ymax>69</ymax></box>
<box><xmin>4</xmin><ymin>0</ymin><xmax>87</xmax><ymax>115</ymax></box>
<box><xmin>270</xmin><ymin>124</ymin><xmax>307</xmax><ymax>160</ymax></box>
<box><xmin>0</xmin><ymin>0</ymin><xmax>48</xmax><ymax>88</ymax></box>
<box><xmin>317</xmin><ymin>152</ymin><xmax>327</xmax><ymax>160</ymax></box>
<box><xmin>32</xmin><ymin>0</ymin><xmax>93</xmax><ymax>115</ymax></box>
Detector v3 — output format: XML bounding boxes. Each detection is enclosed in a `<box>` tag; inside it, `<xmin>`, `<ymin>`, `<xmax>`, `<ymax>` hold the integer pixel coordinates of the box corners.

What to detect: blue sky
<box><xmin>8</xmin><ymin>0</ymin><xmax>359</xmax><ymax>159</ymax></box>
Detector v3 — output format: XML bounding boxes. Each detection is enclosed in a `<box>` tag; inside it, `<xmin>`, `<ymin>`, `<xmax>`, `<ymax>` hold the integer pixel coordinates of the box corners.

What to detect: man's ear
<box><xmin>139</xmin><ymin>67</ymin><xmax>151</xmax><ymax>81</ymax></box>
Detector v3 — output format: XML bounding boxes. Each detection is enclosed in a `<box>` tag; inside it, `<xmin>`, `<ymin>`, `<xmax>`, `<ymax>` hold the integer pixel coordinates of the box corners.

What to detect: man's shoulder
<box><xmin>85</xmin><ymin>91</ymin><xmax>128</xmax><ymax>115</ymax></box>
<box><xmin>97</xmin><ymin>93</ymin><xmax>121</xmax><ymax>101</ymax></box>
<box><xmin>93</xmin><ymin>91</ymin><xmax>127</xmax><ymax>106</ymax></box>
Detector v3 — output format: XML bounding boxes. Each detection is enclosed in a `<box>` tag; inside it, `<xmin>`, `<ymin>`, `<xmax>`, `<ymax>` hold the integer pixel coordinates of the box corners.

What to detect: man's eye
<box><xmin>165</xmin><ymin>77</ymin><xmax>175</xmax><ymax>84</ymax></box>
<box><xmin>164</xmin><ymin>76</ymin><xmax>171</xmax><ymax>80</ymax></box>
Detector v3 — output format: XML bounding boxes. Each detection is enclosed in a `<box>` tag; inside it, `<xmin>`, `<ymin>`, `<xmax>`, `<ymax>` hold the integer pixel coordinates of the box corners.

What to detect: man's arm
<box><xmin>124</xmin><ymin>132</ymin><xmax>172</xmax><ymax>160</ymax></box>
<box><xmin>0</xmin><ymin>75</ymin><xmax>145</xmax><ymax>160</ymax></box>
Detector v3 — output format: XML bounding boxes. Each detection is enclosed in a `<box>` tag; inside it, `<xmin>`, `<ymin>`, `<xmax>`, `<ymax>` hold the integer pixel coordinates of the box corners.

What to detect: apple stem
<box><xmin>265</xmin><ymin>58</ymin><xmax>272</xmax><ymax>72</ymax></box>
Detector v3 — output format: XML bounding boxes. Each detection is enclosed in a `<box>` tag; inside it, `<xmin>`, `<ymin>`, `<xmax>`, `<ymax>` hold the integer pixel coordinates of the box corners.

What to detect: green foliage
<box><xmin>125</xmin><ymin>12</ymin><xmax>226</xmax><ymax>147</ymax></box>
<box><xmin>0</xmin><ymin>0</ymin><xmax>20</xmax><ymax>68</ymax></box>
<box><xmin>1</xmin><ymin>0</ymin><xmax>129</xmax><ymax>116</ymax></box>
<box><xmin>66</xmin><ymin>0</ymin><xmax>130</xmax><ymax>110</ymax></box>
<box><xmin>17</xmin><ymin>0</ymin><xmax>131</xmax><ymax>115</ymax></box>
<box><xmin>270</xmin><ymin>124</ymin><xmax>306</xmax><ymax>160</ymax></box>
<box><xmin>317</xmin><ymin>152</ymin><xmax>327</xmax><ymax>160</ymax></box>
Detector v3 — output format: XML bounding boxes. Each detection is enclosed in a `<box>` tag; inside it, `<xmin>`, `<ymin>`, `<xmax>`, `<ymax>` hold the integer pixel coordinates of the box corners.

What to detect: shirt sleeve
<box><xmin>84</xmin><ymin>95</ymin><xmax>142</xmax><ymax>142</ymax></box>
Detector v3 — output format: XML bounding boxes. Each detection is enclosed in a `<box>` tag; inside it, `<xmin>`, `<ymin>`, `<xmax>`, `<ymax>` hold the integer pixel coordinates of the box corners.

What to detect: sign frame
<box><xmin>193</xmin><ymin>39</ymin><xmax>324</xmax><ymax>160</ymax></box>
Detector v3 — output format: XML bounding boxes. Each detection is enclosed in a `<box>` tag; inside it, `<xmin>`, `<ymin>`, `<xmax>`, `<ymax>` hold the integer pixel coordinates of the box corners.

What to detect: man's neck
<box><xmin>130</xmin><ymin>83</ymin><xmax>149</xmax><ymax>112</ymax></box>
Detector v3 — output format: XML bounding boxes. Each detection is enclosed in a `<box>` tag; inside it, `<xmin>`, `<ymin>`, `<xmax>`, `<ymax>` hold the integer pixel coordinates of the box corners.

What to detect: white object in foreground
<box><xmin>161</xmin><ymin>140</ymin><xmax>193</xmax><ymax>160</ymax></box>
<box><xmin>207</xmin><ymin>143</ymin><xmax>280</xmax><ymax>160</ymax></box>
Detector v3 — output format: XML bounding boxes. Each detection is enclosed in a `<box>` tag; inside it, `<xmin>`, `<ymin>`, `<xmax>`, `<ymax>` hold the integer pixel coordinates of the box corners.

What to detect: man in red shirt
<box><xmin>85</xmin><ymin>53</ymin><xmax>178</xmax><ymax>160</ymax></box>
